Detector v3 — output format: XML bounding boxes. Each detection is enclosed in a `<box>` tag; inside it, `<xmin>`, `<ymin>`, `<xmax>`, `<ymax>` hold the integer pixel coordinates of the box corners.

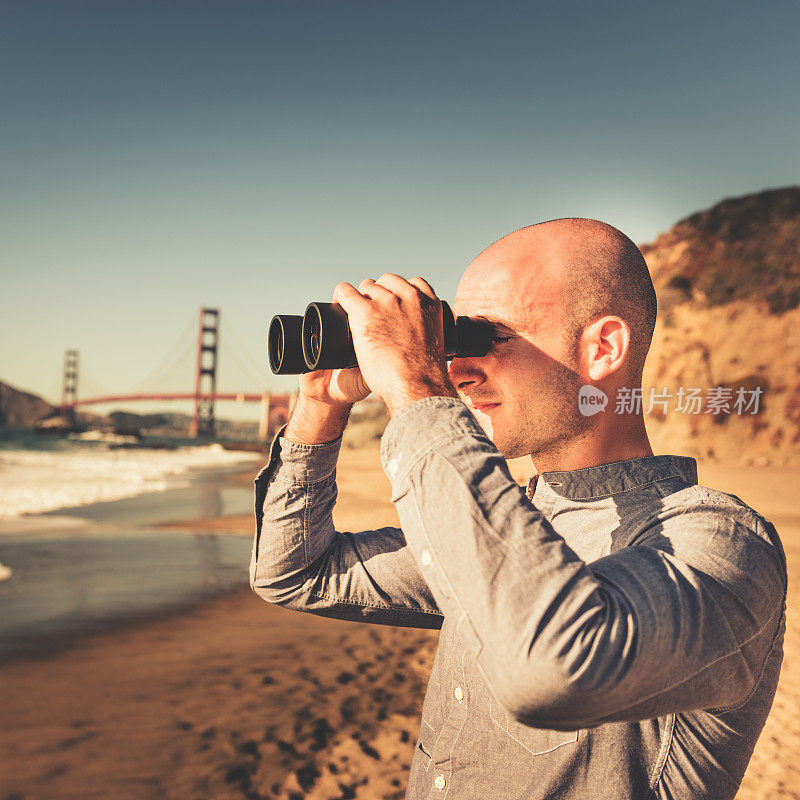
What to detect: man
<box><xmin>251</xmin><ymin>218</ymin><xmax>786</xmax><ymax>799</ymax></box>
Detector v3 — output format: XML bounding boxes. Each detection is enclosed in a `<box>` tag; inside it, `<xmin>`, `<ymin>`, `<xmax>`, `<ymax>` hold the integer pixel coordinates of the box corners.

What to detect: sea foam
<box><xmin>0</xmin><ymin>443</ymin><xmax>259</xmax><ymax>518</ymax></box>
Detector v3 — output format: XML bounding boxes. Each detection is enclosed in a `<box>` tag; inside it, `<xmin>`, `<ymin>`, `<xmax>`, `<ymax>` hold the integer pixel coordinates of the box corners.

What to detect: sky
<box><xmin>2</xmin><ymin>0</ymin><xmax>799</xmax><ymax>420</ymax></box>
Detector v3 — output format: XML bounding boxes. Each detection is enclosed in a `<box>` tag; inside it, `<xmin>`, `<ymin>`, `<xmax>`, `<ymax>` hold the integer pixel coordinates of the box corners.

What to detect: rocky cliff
<box><xmin>641</xmin><ymin>187</ymin><xmax>800</xmax><ymax>465</ymax></box>
<box><xmin>0</xmin><ymin>381</ymin><xmax>56</xmax><ymax>428</ymax></box>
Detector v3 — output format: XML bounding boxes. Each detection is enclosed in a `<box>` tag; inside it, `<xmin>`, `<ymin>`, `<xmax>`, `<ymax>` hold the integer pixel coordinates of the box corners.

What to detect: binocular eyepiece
<box><xmin>268</xmin><ymin>301</ymin><xmax>494</xmax><ymax>375</ymax></box>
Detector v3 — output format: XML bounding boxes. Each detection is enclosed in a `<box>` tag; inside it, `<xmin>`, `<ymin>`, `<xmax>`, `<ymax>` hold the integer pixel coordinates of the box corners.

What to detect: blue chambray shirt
<box><xmin>250</xmin><ymin>396</ymin><xmax>786</xmax><ymax>800</ymax></box>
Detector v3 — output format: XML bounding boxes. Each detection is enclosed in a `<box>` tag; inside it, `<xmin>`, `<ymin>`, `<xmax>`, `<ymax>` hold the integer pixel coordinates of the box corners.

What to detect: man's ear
<box><xmin>584</xmin><ymin>316</ymin><xmax>630</xmax><ymax>381</ymax></box>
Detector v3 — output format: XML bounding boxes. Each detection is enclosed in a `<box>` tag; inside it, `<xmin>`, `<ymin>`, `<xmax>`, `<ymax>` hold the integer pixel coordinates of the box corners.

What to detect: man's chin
<box><xmin>475</xmin><ymin>417</ymin><xmax>519</xmax><ymax>458</ymax></box>
<box><xmin>469</xmin><ymin>406</ymin><xmax>525</xmax><ymax>457</ymax></box>
<box><xmin>469</xmin><ymin>408</ymin><xmax>494</xmax><ymax>441</ymax></box>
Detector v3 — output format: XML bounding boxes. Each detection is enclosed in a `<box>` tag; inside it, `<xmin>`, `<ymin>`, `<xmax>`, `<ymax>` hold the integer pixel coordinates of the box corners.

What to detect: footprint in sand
<box><xmin>310</xmin><ymin>716</ymin><xmax>336</xmax><ymax>751</ymax></box>
<box><xmin>340</xmin><ymin>695</ymin><xmax>360</xmax><ymax>723</ymax></box>
<box><xmin>295</xmin><ymin>761</ymin><xmax>320</xmax><ymax>792</ymax></box>
<box><xmin>238</xmin><ymin>740</ymin><xmax>260</xmax><ymax>759</ymax></box>
<box><xmin>357</xmin><ymin>740</ymin><xmax>381</xmax><ymax>760</ymax></box>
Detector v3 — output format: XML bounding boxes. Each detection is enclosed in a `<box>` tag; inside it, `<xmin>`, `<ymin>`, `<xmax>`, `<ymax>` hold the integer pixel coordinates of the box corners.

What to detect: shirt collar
<box><xmin>526</xmin><ymin>455</ymin><xmax>698</xmax><ymax>502</ymax></box>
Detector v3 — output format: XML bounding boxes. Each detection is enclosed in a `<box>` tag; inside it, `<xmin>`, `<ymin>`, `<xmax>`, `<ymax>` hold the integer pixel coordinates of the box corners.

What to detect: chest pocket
<box><xmin>489</xmin><ymin>694</ymin><xmax>579</xmax><ymax>757</ymax></box>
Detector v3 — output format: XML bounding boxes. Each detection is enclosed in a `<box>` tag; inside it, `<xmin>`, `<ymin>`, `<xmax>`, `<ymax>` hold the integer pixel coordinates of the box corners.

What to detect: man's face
<box><xmin>449</xmin><ymin>253</ymin><xmax>590</xmax><ymax>460</ymax></box>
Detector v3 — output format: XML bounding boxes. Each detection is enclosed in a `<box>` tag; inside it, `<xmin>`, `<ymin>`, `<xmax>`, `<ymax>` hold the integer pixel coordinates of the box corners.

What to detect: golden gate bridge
<box><xmin>58</xmin><ymin>307</ymin><xmax>292</xmax><ymax>439</ymax></box>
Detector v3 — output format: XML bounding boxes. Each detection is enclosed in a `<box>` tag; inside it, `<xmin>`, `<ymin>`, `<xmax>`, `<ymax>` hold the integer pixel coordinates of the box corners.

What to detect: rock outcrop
<box><xmin>641</xmin><ymin>187</ymin><xmax>800</xmax><ymax>465</ymax></box>
<box><xmin>0</xmin><ymin>381</ymin><xmax>56</xmax><ymax>428</ymax></box>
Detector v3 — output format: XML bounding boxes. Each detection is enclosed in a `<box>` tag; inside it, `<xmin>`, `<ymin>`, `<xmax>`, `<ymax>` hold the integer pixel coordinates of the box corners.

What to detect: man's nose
<box><xmin>448</xmin><ymin>357</ymin><xmax>484</xmax><ymax>390</ymax></box>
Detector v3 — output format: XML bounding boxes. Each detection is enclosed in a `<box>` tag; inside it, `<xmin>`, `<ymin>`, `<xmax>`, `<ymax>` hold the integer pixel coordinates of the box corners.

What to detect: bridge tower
<box><xmin>60</xmin><ymin>349</ymin><xmax>79</xmax><ymax>423</ymax></box>
<box><xmin>190</xmin><ymin>308</ymin><xmax>219</xmax><ymax>438</ymax></box>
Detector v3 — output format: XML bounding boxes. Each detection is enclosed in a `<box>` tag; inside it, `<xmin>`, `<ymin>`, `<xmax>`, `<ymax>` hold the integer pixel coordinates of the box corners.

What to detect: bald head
<box><xmin>460</xmin><ymin>217</ymin><xmax>657</xmax><ymax>380</ymax></box>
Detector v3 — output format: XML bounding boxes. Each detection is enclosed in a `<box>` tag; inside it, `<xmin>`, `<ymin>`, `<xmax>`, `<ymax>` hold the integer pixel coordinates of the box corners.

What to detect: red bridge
<box><xmin>59</xmin><ymin>308</ymin><xmax>292</xmax><ymax>438</ymax></box>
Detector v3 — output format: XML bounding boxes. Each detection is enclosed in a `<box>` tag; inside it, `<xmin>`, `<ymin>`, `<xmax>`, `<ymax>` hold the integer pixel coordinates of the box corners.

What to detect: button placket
<box><xmin>426</xmin><ymin>645</ymin><xmax>468</xmax><ymax>769</ymax></box>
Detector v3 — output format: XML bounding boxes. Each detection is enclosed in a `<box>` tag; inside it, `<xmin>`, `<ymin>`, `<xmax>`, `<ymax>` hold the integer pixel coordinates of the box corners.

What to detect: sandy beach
<box><xmin>0</xmin><ymin>447</ymin><xmax>797</xmax><ymax>800</ymax></box>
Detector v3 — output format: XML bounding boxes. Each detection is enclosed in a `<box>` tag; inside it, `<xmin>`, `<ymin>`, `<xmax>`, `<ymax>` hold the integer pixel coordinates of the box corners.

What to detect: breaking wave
<box><xmin>0</xmin><ymin>442</ymin><xmax>259</xmax><ymax>518</ymax></box>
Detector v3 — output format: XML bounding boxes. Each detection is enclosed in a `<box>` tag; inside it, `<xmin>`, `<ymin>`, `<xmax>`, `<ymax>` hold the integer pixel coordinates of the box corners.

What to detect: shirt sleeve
<box><xmin>380</xmin><ymin>396</ymin><xmax>787</xmax><ymax>728</ymax></box>
<box><xmin>249</xmin><ymin>424</ymin><xmax>444</xmax><ymax>629</ymax></box>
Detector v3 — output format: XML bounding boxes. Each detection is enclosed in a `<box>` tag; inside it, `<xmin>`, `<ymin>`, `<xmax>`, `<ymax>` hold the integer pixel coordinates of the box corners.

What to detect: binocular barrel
<box><xmin>268</xmin><ymin>301</ymin><xmax>494</xmax><ymax>375</ymax></box>
<box><xmin>268</xmin><ymin>315</ymin><xmax>310</xmax><ymax>375</ymax></box>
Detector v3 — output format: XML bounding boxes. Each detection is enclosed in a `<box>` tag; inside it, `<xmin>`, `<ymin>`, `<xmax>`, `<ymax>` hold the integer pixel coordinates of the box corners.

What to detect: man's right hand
<box><xmin>283</xmin><ymin>367</ymin><xmax>371</xmax><ymax>445</ymax></box>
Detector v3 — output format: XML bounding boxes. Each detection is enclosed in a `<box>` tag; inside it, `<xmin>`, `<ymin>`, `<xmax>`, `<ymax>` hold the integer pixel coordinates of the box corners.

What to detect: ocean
<box><xmin>0</xmin><ymin>428</ymin><xmax>261</xmax><ymax>518</ymax></box>
<box><xmin>0</xmin><ymin>428</ymin><xmax>265</xmax><ymax>660</ymax></box>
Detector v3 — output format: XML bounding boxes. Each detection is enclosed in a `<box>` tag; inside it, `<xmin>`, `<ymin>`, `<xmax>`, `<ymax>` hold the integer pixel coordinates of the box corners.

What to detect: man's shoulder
<box><xmin>647</xmin><ymin>481</ymin><xmax>785</xmax><ymax>565</ymax></box>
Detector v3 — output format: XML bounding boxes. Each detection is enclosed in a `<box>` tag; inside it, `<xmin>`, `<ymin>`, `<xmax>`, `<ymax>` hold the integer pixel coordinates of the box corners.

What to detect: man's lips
<box><xmin>470</xmin><ymin>401</ymin><xmax>500</xmax><ymax>412</ymax></box>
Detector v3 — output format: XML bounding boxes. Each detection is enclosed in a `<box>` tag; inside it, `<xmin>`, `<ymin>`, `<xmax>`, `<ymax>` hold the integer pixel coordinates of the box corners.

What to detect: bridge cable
<box><xmin>80</xmin><ymin>360</ymin><xmax>114</xmax><ymax>400</ymax></box>
<box><xmin>135</xmin><ymin>335</ymin><xmax>196</xmax><ymax>396</ymax></box>
<box><xmin>128</xmin><ymin>314</ymin><xmax>197</xmax><ymax>394</ymax></box>
<box><xmin>219</xmin><ymin>318</ymin><xmax>270</xmax><ymax>391</ymax></box>
<box><xmin>219</xmin><ymin>337</ymin><xmax>266</xmax><ymax>393</ymax></box>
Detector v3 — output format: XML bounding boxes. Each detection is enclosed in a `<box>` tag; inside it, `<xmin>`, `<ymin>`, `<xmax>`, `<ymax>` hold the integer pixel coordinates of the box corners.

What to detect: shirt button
<box><xmin>386</xmin><ymin>458</ymin><xmax>399</xmax><ymax>479</ymax></box>
<box><xmin>420</xmin><ymin>549</ymin><xmax>433</xmax><ymax>567</ymax></box>
<box><xmin>434</xmin><ymin>774</ymin><xmax>446</xmax><ymax>791</ymax></box>
<box><xmin>454</xmin><ymin>686</ymin><xmax>463</xmax><ymax>702</ymax></box>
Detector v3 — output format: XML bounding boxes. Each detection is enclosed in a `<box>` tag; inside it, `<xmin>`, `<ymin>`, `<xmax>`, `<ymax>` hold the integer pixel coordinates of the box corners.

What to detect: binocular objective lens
<box><xmin>269</xmin><ymin>314</ymin><xmax>308</xmax><ymax>375</ymax></box>
<box><xmin>267</xmin><ymin>318</ymin><xmax>282</xmax><ymax>373</ymax></box>
<box><xmin>306</xmin><ymin>309</ymin><xmax>322</xmax><ymax>365</ymax></box>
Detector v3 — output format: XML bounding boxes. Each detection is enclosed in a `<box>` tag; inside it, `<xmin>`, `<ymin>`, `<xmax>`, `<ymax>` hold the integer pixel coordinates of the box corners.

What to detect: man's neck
<box><xmin>530</xmin><ymin>421</ymin><xmax>653</xmax><ymax>476</ymax></box>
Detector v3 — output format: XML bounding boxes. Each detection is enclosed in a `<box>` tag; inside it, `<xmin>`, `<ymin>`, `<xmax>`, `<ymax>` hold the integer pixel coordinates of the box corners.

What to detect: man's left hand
<box><xmin>333</xmin><ymin>274</ymin><xmax>459</xmax><ymax>416</ymax></box>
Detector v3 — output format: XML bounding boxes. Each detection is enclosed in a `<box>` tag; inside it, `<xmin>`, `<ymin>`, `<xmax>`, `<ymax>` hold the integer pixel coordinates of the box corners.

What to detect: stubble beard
<box><xmin>497</xmin><ymin>371</ymin><xmax>592</xmax><ymax>461</ymax></box>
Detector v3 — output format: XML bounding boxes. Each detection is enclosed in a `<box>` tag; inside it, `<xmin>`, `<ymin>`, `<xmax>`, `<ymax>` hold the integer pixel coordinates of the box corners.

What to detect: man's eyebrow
<box><xmin>471</xmin><ymin>315</ymin><xmax>516</xmax><ymax>333</ymax></box>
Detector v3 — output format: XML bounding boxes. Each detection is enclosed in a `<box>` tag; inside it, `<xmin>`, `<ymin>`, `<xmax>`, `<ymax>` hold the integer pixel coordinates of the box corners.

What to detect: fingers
<box><xmin>407</xmin><ymin>276</ymin><xmax>437</xmax><ymax>300</ymax></box>
<box><xmin>374</xmin><ymin>273</ymin><xmax>422</xmax><ymax>302</ymax></box>
<box><xmin>374</xmin><ymin>274</ymin><xmax>439</xmax><ymax>310</ymax></box>
<box><xmin>332</xmin><ymin>282</ymin><xmax>370</xmax><ymax>315</ymax></box>
<box><xmin>358</xmin><ymin>277</ymin><xmax>396</xmax><ymax>303</ymax></box>
<box><xmin>335</xmin><ymin>274</ymin><xmax>439</xmax><ymax>312</ymax></box>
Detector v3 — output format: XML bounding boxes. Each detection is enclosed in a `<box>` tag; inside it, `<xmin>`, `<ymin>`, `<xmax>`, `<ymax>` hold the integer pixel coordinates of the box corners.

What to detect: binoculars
<box><xmin>268</xmin><ymin>301</ymin><xmax>495</xmax><ymax>374</ymax></box>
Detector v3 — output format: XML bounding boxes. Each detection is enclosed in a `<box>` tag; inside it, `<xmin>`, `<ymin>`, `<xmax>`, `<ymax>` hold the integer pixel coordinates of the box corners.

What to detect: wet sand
<box><xmin>0</xmin><ymin>448</ymin><xmax>797</xmax><ymax>799</ymax></box>
<box><xmin>0</xmin><ymin>531</ymin><xmax>253</xmax><ymax>660</ymax></box>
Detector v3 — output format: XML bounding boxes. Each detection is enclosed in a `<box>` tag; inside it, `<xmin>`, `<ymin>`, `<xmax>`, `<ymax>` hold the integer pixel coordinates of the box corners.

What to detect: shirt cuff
<box><xmin>380</xmin><ymin>395</ymin><xmax>490</xmax><ymax>483</ymax></box>
<box><xmin>254</xmin><ymin>423</ymin><xmax>344</xmax><ymax>486</ymax></box>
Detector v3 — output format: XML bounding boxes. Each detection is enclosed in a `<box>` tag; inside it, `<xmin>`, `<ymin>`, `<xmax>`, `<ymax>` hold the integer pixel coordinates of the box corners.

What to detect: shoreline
<box><xmin>0</xmin><ymin>459</ymin><xmax>265</xmax><ymax>662</ymax></box>
<box><xmin>0</xmin><ymin>433</ymin><xmax>265</xmax><ymax>521</ymax></box>
<box><xmin>0</xmin><ymin>454</ymin><xmax>262</xmax><ymax>531</ymax></box>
